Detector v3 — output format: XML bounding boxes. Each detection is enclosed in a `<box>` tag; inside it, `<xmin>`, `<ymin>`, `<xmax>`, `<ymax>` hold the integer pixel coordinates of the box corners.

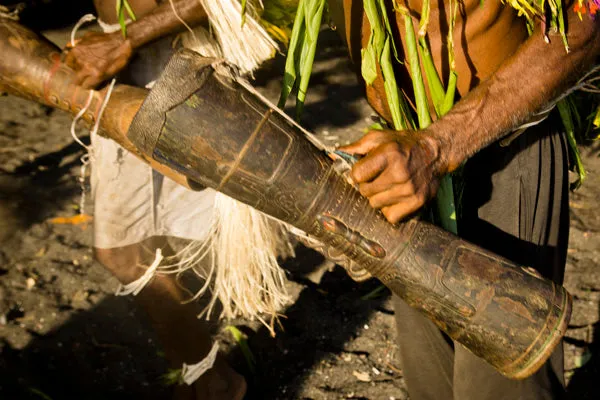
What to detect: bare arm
<box><xmin>431</xmin><ymin>8</ymin><xmax>600</xmax><ymax>174</ymax></box>
<box><xmin>65</xmin><ymin>0</ymin><xmax>207</xmax><ymax>88</ymax></box>
<box><xmin>341</xmin><ymin>7</ymin><xmax>600</xmax><ymax>224</ymax></box>
<box><xmin>114</xmin><ymin>0</ymin><xmax>207</xmax><ymax>50</ymax></box>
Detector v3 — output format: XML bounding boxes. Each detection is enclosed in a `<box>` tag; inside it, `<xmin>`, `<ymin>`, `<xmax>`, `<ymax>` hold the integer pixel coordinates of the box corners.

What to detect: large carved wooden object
<box><xmin>0</xmin><ymin>18</ymin><xmax>571</xmax><ymax>379</ymax></box>
<box><xmin>128</xmin><ymin>49</ymin><xmax>572</xmax><ymax>379</ymax></box>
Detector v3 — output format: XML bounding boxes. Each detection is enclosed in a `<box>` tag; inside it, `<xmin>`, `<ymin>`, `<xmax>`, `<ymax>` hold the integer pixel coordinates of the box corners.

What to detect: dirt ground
<box><xmin>1</xmin><ymin>9</ymin><xmax>599</xmax><ymax>400</ymax></box>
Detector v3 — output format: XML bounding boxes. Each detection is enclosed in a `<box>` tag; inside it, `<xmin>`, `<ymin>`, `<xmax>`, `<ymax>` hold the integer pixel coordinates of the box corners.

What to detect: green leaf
<box><xmin>28</xmin><ymin>388</ymin><xmax>53</xmax><ymax>400</ymax></box>
<box><xmin>361</xmin><ymin>46</ymin><xmax>378</xmax><ymax>85</ymax></box>
<box><xmin>115</xmin><ymin>0</ymin><xmax>122</xmax><ymax>17</ymax></box>
<box><xmin>226</xmin><ymin>325</ymin><xmax>256</xmax><ymax>374</ymax></box>
<box><xmin>556</xmin><ymin>0</ymin><xmax>569</xmax><ymax>53</ymax></box>
<box><xmin>241</xmin><ymin>0</ymin><xmax>247</xmax><ymax>26</ymax></box>
<box><xmin>401</xmin><ymin>10</ymin><xmax>431</xmax><ymax>128</ymax></box>
<box><xmin>377</xmin><ymin>0</ymin><xmax>399</xmax><ymax>60</ymax></box>
<box><xmin>441</xmin><ymin>70</ymin><xmax>457</xmax><ymax>115</ymax></box>
<box><xmin>118</xmin><ymin>8</ymin><xmax>127</xmax><ymax>38</ymax></box>
<box><xmin>160</xmin><ymin>368</ymin><xmax>183</xmax><ymax>386</ymax></box>
<box><xmin>419</xmin><ymin>36</ymin><xmax>444</xmax><ymax>116</ymax></box>
<box><xmin>435</xmin><ymin>176</ymin><xmax>458</xmax><ymax>233</ymax></box>
<box><xmin>558</xmin><ymin>99</ymin><xmax>586</xmax><ymax>189</ymax></box>
<box><xmin>278</xmin><ymin>0</ymin><xmax>306</xmax><ymax>108</ymax></box>
<box><xmin>380</xmin><ymin>37</ymin><xmax>411</xmax><ymax>130</ymax></box>
<box><xmin>123</xmin><ymin>0</ymin><xmax>137</xmax><ymax>22</ymax></box>
<box><xmin>360</xmin><ymin>285</ymin><xmax>388</xmax><ymax>300</ymax></box>
<box><xmin>363</xmin><ymin>0</ymin><xmax>412</xmax><ymax>130</ymax></box>
<box><xmin>294</xmin><ymin>0</ymin><xmax>326</xmax><ymax>118</ymax></box>
<box><xmin>418</xmin><ymin>0</ymin><xmax>431</xmax><ymax>38</ymax></box>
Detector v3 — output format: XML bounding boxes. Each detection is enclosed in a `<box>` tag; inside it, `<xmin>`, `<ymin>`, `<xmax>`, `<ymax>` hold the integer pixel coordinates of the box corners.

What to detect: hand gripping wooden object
<box><xmin>0</xmin><ymin>18</ymin><xmax>571</xmax><ymax>379</ymax></box>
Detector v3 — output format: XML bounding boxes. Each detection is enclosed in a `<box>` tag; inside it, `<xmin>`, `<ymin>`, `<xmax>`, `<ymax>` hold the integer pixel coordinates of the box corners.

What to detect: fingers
<box><xmin>74</xmin><ymin>60</ymin><xmax>115</xmax><ymax>89</ymax></box>
<box><xmin>63</xmin><ymin>46</ymin><xmax>85</xmax><ymax>72</ymax></box>
<box><xmin>105</xmin><ymin>54</ymin><xmax>129</xmax><ymax>77</ymax></box>
<box><xmin>81</xmin><ymin>75</ymin><xmax>101</xmax><ymax>90</ymax></box>
<box><xmin>338</xmin><ymin>129</ymin><xmax>393</xmax><ymax>155</ymax></box>
<box><xmin>358</xmin><ymin>165</ymin><xmax>410</xmax><ymax>197</ymax></box>
<box><xmin>360</xmin><ymin>179</ymin><xmax>414</xmax><ymax>207</ymax></box>
<box><xmin>366</xmin><ymin>185</ymin><xmax>414</xmax><ymax>209</ymax></box>
<box><xmin>375</xmin><ymin>178</ymin><xmax>440</xmax><ymax>224</ymax></box>
<box><xmin>75</xmin><ymin>66</ymin><xmax>104</xmax><ymax>88</ymax></box>
<box><xmin>351</xmin><ymin>149</ymin><xmax>388</xmax><ymax>183</ymax></box>
<box><xmin>381</xmin><ymin>197</ymin><xmax>424</xmax><ymax>224</ymax></box>
<box><xmin>339</xmin><ymin>129</ymin><xmax>441</xmax><ymax>224</ymax></box>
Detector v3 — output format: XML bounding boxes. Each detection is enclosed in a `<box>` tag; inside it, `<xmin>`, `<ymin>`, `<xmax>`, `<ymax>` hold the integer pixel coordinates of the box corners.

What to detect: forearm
<box><xmin>123</xmin><ymin>0</ymin><xmax>207</xmax><ymax>49</ymax></box>
<box><xmin>429</xmin><ymin>9</ymin><xmax>600</xmax><ymax>173</ymax></box>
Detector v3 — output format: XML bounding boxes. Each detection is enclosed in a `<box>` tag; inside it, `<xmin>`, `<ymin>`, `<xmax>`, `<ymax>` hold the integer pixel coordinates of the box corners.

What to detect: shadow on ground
<box><xmin>0</xmin><ymin>248</ymin><xmax>391</xmax><ymax>400</ymax></box>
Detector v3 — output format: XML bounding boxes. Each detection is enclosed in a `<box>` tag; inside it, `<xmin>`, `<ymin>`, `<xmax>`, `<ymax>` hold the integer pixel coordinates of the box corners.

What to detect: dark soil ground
<box><xmin>1</xmin><ymin>5</ymin><xmax>599</xmax><ymax>400</ymax></box>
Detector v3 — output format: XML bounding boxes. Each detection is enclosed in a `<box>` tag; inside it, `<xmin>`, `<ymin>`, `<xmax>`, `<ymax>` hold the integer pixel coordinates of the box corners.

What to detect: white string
<box><xmin>70</xmin><ymin>14</ymin><xmax>96</xmax><ymax>46</ymax></box>
<box><xmin>115</xmin><ymin>248</ymin><xmax>164</xmax><ymax>296</ymax></box>
<box><xmin>97</xmin><ymin>17</ymin><xmax>131</xmax><ymax>34</ymax></box>
<box><xmin>77</xmin><ymin>153</ymin><xmax>91</xmax><ymax>214</ymax></box>
<box><xmin>181</xmin><ymin>341</ymin><xmax>220</xmax><ymax>385</ymax></box>
<box><xmin>70</xmin><ymin>90</ymin><xmax>94</xmax><ymax>150</ymax></box>
<box><xmin>91</xmin><ymin>78</ymin><xmax>116</xmax><ymax>137</ymax></box>
<box><xmin>67</xmin><ymin>78</ymin><xmax>114</xmax><ymax>214</ymax></box>
<box><xmin>69</xmin><ymin>90</ymin><xmax>95</xmax><ymax>214</ymax></box>
<box><xmin>169</xmin><ymin>0</ymin><xmax>198</xmax><ymax>43</ymax></box>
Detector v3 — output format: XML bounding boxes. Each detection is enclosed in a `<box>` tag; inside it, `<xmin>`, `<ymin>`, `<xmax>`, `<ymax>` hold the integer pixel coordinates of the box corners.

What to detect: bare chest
<box><xmin>342</xmin><ymin>0</ymin><xmax>527</xmax><ymax>119</ymax></box>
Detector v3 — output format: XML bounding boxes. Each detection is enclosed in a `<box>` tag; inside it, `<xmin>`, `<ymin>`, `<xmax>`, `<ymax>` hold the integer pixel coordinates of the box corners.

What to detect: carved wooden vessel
<box><xmin>0</xmin><ymin>18</ymin><xmax>571</xmax><ymax>379</ymax></box>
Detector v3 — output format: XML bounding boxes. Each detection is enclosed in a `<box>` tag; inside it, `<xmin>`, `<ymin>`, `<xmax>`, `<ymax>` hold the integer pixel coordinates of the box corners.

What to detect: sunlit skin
<box><xmin>339</xmin><ymin>0</ymin><xmax>600</xmax><ymax>224</ymax></box>
<box><xmin>64</xmin><ymin>0</ymin><xmax>207</xmax><ymax>88</ymax></box>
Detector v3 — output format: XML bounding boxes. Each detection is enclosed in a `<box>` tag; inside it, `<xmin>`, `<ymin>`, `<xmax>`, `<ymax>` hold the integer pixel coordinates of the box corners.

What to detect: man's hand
<box><xmin>64</xmin><ymin>31</ymin><xmax>133</xmax><ymax>89</ymax></box>
<box><xmin>338</xmin><ymin>129</ymin><xmax>446</xmax><ymax>224</ymax></box>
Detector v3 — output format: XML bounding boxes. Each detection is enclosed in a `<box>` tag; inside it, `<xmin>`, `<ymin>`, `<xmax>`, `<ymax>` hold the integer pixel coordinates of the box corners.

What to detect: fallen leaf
<box><xmin>48</xmin><ymin>214</ymin><xmax>92</xmax><ymax>226</ymax></box>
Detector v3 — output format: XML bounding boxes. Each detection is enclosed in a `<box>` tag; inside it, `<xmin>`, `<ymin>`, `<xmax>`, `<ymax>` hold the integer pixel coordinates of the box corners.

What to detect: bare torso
<box><xmin>342</xmin><ymin>0</ymin><xmax>528</xmax><ymax>121</ymax></box>
<box><xmin>95</xmin><ymin>0</ymin><xmax>528</xmax><ymax>124</ymax></box>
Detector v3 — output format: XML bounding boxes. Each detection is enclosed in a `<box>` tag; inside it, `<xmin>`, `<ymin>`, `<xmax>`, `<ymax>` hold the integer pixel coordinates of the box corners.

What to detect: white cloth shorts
<box><xmin>90</xmin><ymin>34</ymin><xmax>216</xmax><ymax>249</ymax></box>
<box><xmin>91</xmin><ymin>132</ymin><xmax>216</xmax><ymax>249</ymax></box>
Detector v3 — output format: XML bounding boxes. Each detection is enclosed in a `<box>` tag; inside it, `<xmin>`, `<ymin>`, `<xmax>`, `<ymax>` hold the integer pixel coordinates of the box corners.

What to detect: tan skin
<box><xmin>339</xmin><ymin>0</ymin><xmax>600</xmax><ymax>224</ymax></box>
<box><xmin>64</xmin><ymin>1</ymin><xmax>245</xmax><ymax>400</ymax></box>
<box><xmin>65</xmin><ymin>0</ymin><xmax>207</xmax><ymax>88</ymax></box>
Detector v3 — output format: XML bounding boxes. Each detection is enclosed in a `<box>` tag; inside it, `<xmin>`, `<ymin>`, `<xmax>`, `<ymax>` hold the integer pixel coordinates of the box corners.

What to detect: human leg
<box><xmin>453</xmin><ymin>115</ymin><xmax>570</xmax><ymax>400</ymax></box>
<box><xmin>95</xmin><ymin>237</ymin><xmax>246</xmax><ymax>400</ymax></box>
<box><xmin>91</xmin><ymin>128</ymin><xmax>242</xmax><ymax>399</ymax></box>
<box><xmin>391</xmin><ymin>115</ymin><xmax>570</xmax><ymax>400</ymax></box>
<box><xmin>392</xmin><ymin>295</ymin><xmax>455</xmax><ymax>400</ymax></box>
